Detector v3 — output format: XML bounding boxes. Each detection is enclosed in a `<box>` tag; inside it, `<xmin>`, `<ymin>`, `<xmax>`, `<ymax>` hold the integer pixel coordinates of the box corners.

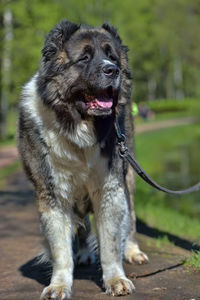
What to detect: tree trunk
<box><xmin>173</xmin><ymin>57</ymin><xmax>184</xmax><ymax>100</ymax></box>
<box><xmin>147</xmin><ymin>74</ymin><xmax>157</xmax><ymax>101</ymax></box>
<box><xmin>166</xmin><ymin>69</ymin><xmax>174</xmax><ymax>99</ymax></box>
<box><xmin>0</xmin><ymin>8</ymin><xmax>13</xmax><ymax>139</ymax></box>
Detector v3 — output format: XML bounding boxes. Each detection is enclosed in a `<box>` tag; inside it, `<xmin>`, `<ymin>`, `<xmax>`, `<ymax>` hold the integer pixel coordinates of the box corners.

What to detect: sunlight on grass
<box><xmin>184</xmin><ymin>251</ymin><xmax>200</xmax><ymax>272</ymax></box>
<box><xmin>147</xmin><ymin>235</ymin><xmax>174</xmax><ymax>248</ymax></box>
<box><xmin>135</xmin><ymin>121</ymin><xmax>200</xmax><ymax>241</ymax></box>
<box><xmin>135</xmin><ymin>196</ymin><xmax>200</xmax><ymax>240</ymax></box>
<box><xmin>155</xmin><ymin>235</ymin><xmax>174</xmax><ymax>248</ymax></box>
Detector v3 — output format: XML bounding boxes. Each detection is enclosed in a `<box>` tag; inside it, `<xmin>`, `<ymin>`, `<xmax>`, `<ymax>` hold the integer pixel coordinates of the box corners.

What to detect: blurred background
<box><xmin>0</xmin><ymin>0</ymin><xmax>200</xmax><ymax>255</ymax></box>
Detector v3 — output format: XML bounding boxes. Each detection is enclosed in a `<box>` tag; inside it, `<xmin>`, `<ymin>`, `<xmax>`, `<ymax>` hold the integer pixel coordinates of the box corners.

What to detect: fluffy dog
<box><xmin>18</xmin><ymin>20</ymin><xmax>148</xmax><ymax>299</ymax></box>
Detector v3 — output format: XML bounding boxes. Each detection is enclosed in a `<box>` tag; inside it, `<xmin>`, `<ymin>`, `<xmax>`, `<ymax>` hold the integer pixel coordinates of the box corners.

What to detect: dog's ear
<box><xmin>102</xmin><ymin>23</ymin><xmax>122</xmax><ymax>44</ymax></box>
<box><xmin>42</xmin><ymin>20</ymin><xmax>79</xmax><ymax>61</ymax></box>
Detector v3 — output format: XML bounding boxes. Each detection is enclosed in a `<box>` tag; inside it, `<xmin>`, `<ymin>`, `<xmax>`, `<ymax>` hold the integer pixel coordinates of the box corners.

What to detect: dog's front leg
<box><xmin>92</xmin><ymin>177</ymin><xmax>135</xmax><ymax>296</ymax></box>
<box><xmin>40</xmin><ymin>207</ymin><xmax>73</xmax><ymax>300</ymax></box>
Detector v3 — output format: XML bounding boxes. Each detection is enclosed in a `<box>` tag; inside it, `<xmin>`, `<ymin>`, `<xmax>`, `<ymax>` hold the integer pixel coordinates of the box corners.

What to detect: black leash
<box><xmin>114</xmin><ymin>119</ymin><xmax>200</xmax><ymax>195</ymax></box>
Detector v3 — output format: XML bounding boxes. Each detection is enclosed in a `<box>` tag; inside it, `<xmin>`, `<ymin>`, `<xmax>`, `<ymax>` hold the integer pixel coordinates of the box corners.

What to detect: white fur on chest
<box><xmin>45</xmin><ymin>127</ymin><xmax>107</xmax><ymax>204</ymax></box>
<box><xmin>22</xmin><ymin>75</ymin><xmax>108</xmax><ymax>205</ymax></box>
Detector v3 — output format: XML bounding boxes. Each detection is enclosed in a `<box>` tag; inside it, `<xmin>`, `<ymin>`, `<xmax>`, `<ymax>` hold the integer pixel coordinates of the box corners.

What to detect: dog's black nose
<box><xmin>102</xmin><ymin>64</ymin><xmax>119</xmax><ymax>78</ymax></box>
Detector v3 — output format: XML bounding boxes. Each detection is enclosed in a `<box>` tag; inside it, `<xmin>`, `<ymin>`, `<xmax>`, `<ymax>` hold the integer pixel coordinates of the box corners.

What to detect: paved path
<box><xmin>0</xmin><ymin>146</ymin><xmax>18</xmax><ymax>168</ymax></box>
<box><xmin>0</xmin><ymin>170</ymin><xmax>200</xmax><ymax>300</ymax></box>
<box><xmin>135</xmin><ymin>116</ymin><xmax>196</xmax><ymax>134</ymax></box>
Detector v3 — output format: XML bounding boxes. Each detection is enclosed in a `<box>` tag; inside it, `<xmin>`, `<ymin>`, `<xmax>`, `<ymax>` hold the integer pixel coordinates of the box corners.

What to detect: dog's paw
<box><xmin>124</xmin><ymin>242</ymin><xmax>149</xmax><ymax>264</ymax></box>
<box><xmin>75</xmin><ymin>247</ymin><xmax>96</xmax><ymax>265</ymax></box>
<box><xmin>128</xmin><ymin>250</ymin><xmax>149</xmax><ymax>265</ymax></box>
<box><xmin>105</xmin><ymin>276</ymin><xmax>135</xmax><ymax>296</ymax></box>
<box><xmin>40</xmin><ymin>284</ymin><xmax>72</xmax><ymax>300</ymax></box>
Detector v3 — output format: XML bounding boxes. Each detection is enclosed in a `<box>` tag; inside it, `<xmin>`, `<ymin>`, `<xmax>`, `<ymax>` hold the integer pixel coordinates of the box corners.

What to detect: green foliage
<box><xmin>184</xmin><ymin>251</ymin><xmax>200</xmax><ymax>272</ymax></box>
<box><xmin>147</xmin><ymin>99</ymin><xmax>198</xmax><ymax>113</ymax></box>
<box><xmin>1</xmin><ymin>0</ymin><xmax>200</xmax><ymax>107</ymax></box>
<box><xmin>1</xmin><ymin>0</ymin><xmax>200</xmax><ymax>140</ymax></box>
<box><xmin>155</xmin><ymin>235</ymin><xmax>174</xmax><ymax>248</ymax></box>
<box><xmin>146</xmin><ymin>235</ymin><xmax>174</xmax><ymax>248</ymax></box>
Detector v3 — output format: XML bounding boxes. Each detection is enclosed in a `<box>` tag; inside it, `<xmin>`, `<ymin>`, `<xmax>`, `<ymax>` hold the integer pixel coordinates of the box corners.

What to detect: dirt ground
<box><xmin>0</xmin><ymin>146</ymin><xmax>18</xmax><ymax>168</ymax></box>
<box><xmin>0</xmin><ymin>170</ymin><xmax>200</xmax><ymax>300</ymax></box>
<box><xmin>135</xmin><ymin>116</ymin><xmax>196</xmax><ymax>134</ymax></box>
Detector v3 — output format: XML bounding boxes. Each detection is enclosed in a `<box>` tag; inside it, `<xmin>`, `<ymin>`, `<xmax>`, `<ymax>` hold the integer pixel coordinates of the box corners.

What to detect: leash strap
<box><xmin>115</xmin><ymin>119</ymin><xmax>200</xmax><ymax>195</ymax></box>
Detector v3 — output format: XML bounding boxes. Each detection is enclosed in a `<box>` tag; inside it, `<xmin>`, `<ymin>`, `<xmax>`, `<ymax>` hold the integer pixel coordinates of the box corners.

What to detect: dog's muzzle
<box><xmin>102</xmin><ymin>63</ymin><xmax>120</xmax><ymax>79</ymax></box>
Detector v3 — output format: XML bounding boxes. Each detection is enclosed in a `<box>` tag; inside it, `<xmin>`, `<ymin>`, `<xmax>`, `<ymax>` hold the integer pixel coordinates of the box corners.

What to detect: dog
<box><xmin>18</xmin><ymin>20</ymin><xmax>148</xmax><ymax>299</ymax></box>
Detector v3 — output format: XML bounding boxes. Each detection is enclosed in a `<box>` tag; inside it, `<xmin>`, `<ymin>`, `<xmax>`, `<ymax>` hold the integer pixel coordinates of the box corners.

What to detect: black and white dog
<box><xmin>18</xmin><ymin>20</ymin><xmax>148</xmax><ymax>299</ymax></box>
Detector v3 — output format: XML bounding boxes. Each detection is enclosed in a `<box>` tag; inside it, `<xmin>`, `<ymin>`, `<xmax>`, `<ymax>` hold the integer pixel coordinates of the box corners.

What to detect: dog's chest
<box><xmin>44</xmin><ymin>124</ymin><xmax>107</xmax><ymax>203</ymax></box>
<box><xmin>48</xmin><ymin>132</ymin><xmax>100</xmax><ymax>176</ymax></box>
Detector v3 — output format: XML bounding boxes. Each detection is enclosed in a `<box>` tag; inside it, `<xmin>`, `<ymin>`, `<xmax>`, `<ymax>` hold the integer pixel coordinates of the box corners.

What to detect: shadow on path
<box><xmin>19</xmin><ymin>218</ymin><xmax>200</xmax><ymax>289</ymax></box>
<box><xmin>19</xmin><ymin>257</ymin><xmax>103</xmax><ymax>288</ymax></box>
<box><xmin>0</xmin><ymin>190</ymin><xmax>34</xmax><ymax>206</ymax></box>
<box><xmin>19</xmin><ymin>258</ymin><xmax>52</xmax><ymax>286</ymax></box>
<box><xmin>137</xmin><ymin>218</ymin><xmax>200</xmax><ymax>251</ymax></box>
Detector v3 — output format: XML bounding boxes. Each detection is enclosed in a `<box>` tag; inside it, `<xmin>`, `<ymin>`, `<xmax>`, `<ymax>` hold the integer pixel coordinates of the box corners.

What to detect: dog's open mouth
<box><xmin>84</xmin><ymin>94</ymin><xmax>113</xmax><ymax>110</ymax></box>
<box><xmin>83</xmin><ymin>86</ymin><xmax>114</xmax><ymax>114</ymax></box>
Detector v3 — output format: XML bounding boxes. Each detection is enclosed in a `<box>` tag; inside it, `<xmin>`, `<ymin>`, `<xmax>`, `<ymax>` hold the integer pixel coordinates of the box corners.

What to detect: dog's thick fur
<box><xmin>18</xmin><ymin>20</ymin><xmax>148</xmax><ymax>299</ymax></box>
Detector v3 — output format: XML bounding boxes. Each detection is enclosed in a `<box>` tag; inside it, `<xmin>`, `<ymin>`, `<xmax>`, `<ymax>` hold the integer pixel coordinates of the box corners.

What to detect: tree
<box><xmin>1</xmin><ymin>0</ymin><xmax>200</xmax><ymax>137</ymax></box>
<box><xmin>0</xmin><ymin>4</ymin><xmax>13</xmax><ymax>138</ymax></box>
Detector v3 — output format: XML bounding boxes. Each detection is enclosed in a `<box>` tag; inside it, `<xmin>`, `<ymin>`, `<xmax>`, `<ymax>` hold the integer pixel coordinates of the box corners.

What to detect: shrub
<box><xmin>146</xmin><ymin>99</ymin><xmax>198</xmax><ymax>114</ymax></box>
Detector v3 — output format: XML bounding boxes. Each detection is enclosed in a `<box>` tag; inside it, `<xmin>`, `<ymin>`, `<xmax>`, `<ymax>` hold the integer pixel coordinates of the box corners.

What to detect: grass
<box><xmin>0</xmin><ymin>109</ymin><xmax>17</xmax><ymax>148</ymax></box>
<box><xmin>184</xmin><ymin>251</ymin><xmax>200</xmax><ymax>272</ymax></box>
<box><xmin>147</xmin><ymin>235</ymin><xmax>174</xmax><ymax>248</ymax></box>
<box><xmin>136</xmin><ymin>196</ymin><xmax>200</xmax><ymax>240</ymax></box>
<box><xmin>147</xmin><ymin>98</ymin><xmax>199</xmax><ymax>114</ymax></box>
<box><xmin>134</xmin><ymin>98</ymin><xmax>200</xmax><ymax>125</ymax></box>
<box><xmin>134</xmin><ymin>110</ymin><xmax>191</xmax><ymax>125</ymax></box>
<box><xmin>135</xmin><ymin>121</ymin><xmax>200</xmax><ymax>241</ymax></box>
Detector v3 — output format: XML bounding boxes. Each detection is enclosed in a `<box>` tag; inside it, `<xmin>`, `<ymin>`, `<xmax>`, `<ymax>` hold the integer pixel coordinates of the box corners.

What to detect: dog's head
<box><xmin>37</xmin><ymin>20</ymin><xmax>131</xmax><ymax>121</ymax></box>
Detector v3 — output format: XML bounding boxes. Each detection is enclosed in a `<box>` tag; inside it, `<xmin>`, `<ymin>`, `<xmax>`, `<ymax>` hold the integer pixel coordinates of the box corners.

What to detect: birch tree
<box><xmin>0</xmin><ymin>6</ymin><xmax>13</xmax><ymax>138</ymax></box>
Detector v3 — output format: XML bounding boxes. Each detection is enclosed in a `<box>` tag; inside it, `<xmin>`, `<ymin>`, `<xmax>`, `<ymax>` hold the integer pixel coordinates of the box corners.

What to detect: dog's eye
<box><xmin>108</xmin><ymin>54</ymin><xmax>117</xmax><ymax>63</ymax></box>
<box><xmin>79</xmin><ymin>54</ymin><xmax>90</xmax><ymax>63</ymax></box>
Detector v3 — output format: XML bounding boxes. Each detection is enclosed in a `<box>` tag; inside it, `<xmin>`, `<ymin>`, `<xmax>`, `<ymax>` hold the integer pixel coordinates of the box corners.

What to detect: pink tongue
<box><xmin>96</xmin><ymin>98</ymin><xmax>113</xmax><ymax>109</ymax></box>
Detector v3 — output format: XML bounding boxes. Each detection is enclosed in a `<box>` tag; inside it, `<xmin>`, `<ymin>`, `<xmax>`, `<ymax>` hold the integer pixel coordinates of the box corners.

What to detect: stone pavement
<box><xmin>0</xmin><ymin>170</ymin><xmax>200</xmax><ymax>300</ymax></box>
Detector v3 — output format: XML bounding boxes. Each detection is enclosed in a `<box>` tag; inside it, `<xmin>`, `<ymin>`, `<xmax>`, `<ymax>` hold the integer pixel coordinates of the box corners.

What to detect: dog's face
<box><xmin>66</xmin><ymin>28</ymin><xmax>121</xmax><ymax>117</ymax></box>
<box><xmin>37</xmin><ymin>20</ymin><xmax>130</xmax><ymax>122</ymax></box>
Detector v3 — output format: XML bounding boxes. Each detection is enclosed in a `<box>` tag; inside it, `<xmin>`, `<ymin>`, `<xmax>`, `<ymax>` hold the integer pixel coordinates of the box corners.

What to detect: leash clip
<box><xmin>118</xmin><ymin>134</ymin><xmax>129</xmax><ymax>158</ymax></box>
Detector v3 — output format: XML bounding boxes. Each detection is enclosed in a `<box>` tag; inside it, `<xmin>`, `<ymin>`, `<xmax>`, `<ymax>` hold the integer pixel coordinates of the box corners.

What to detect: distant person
<box><xmin>138</xmin><ymin>102</ymin><xmax>155</xmax><ymax>120</ymax></box>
